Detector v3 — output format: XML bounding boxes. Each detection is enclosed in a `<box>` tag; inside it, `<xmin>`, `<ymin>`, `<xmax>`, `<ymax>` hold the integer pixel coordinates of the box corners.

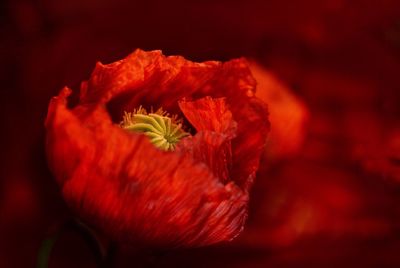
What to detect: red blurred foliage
<box><xmin>249</xmin><ymin>61</ymin><xmax>309</xmax><ymax>161</ymax></box>
<box><xmin>2</xmin><ymin>0</ymin><xmax>400</xmax><ymax>267</ymax></box>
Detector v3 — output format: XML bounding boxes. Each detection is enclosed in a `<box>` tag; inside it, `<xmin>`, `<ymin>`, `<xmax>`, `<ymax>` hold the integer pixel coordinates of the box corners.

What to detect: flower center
<box><xmin>120</xmin><ymin>107</ymin><xmax>189</xmax><ymax>151</ymax></box>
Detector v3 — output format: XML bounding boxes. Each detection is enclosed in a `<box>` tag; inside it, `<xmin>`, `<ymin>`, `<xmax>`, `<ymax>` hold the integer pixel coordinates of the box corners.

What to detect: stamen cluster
<box><xmin>121</xmin><ymin>107</ymin><xmax>189</xmax><ymax>151</ymax></box>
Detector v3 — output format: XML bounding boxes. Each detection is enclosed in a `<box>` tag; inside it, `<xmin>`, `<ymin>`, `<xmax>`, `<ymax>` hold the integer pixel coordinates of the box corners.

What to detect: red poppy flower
<box><xmin>45</xmin><ymin>49</ymin><xmax>269</xmax><ymax>248</ymax></box>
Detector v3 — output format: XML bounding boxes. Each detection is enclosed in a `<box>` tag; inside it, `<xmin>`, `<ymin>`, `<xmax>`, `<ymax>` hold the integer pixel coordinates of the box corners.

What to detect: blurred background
<box><xmin>1</xmin><ymin>0</ymin><xmax>400</xmax><ymax>267</ymax></box>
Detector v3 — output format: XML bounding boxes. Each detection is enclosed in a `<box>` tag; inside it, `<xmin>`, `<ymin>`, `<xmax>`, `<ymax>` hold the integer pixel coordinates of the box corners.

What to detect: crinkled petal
<box><xmin>177</xmin><ymin>131</ymin><xmax>232</xmax><ymax>185</ymax></box>
<box><xmin>179</xmin><ymin>96</ymin><xmax>269</xmax><ymax>191</ymax></box>
<box><xmin>81</xmin><ymin>49</ymin><xmax>219</xmax><ymax>113</ymax></box>
<box><xmin>231</xmin><ymin>97</ymin><xmax>270</xmax><ymax>191</ymax></box>
<box><xmin>177</xmin><ymin>97</ymin><xmax>236</xmax><ymax>184</ymax></box>
<box><xmin>46</xmin><ymin>89</ymin><xmax>248</xmax><ymax>247</ymax></box>
<box><xmin>178</xmin><ymin>97</ymin><xmax>237</xmax><ymax>137</ymax></box>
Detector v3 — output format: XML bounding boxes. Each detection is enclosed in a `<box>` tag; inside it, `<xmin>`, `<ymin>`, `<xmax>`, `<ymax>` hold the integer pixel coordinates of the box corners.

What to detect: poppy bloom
<box><xmin>45</xmin><ymin>49</ymin><xmax>269</xmax><ymax>248</ymax></box>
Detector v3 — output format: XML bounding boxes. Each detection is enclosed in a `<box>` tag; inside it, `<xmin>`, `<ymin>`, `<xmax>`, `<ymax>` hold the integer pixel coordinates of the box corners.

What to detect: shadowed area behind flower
<box><xmin>2</xmin><ymin>0</ymin><xmax>400</xmax><ymax>267</ymax></box>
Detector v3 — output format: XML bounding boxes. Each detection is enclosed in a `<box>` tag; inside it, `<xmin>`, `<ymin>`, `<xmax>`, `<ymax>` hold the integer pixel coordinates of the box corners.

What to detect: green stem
<box><xmin>37</xmin><ymin>219</ymin><xmax>111</xmax><ymax>268</ymax></box>
<box><xmin>37</xmin><ymin>234</ymin><xmax>59</xmax><ymax>268</ymax></box>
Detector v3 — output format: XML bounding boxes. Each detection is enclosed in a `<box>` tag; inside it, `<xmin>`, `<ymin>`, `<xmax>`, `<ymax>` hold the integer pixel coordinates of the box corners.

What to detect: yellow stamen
<box><xmin>120</xmin><ymin>107</ymin><xmax>189</xmax><ymax>151</ymax></box>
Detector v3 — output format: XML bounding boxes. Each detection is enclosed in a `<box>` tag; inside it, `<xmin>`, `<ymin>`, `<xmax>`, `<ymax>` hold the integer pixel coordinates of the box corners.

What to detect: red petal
<box><xmin>231</xmin><ymin>97</ymin><xmax>270</xmax><ymax>191</ymax></box>
<box><xmin>178</xmin><ymin>97</ymin><xmax>236</xmax><ymax>184</ymax></box>
<box><xmin>46</xmin><ymin>89</ymin><xmax>248</xmax><ymax>247</ymax></box>
<box><xmin>81</xmin><ymin>49</ymin><xmax>221</xmax><ymax>113</ymax></box>
<box><xmin>178</xmin><ymin>131</ymin><xmax>232</xmax><ymax>185</ymax></box>
<box><xmin>179</xmin><ymin>97</ymin><xmax>237</xmax><ymax>137</ymax></box>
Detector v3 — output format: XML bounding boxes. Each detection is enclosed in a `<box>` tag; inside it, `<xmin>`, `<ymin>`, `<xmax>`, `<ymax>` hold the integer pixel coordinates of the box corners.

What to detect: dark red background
<box><xmin>2</xmin><ymin>0</ymin><xmax>400</xmax><ymax>267</ymax></box>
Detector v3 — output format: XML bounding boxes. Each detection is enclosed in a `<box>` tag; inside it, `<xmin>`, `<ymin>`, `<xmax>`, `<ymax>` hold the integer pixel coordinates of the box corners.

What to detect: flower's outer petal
<box><xmin>80</xmin><ymin>49</ymin><xmax>219</xmax><ymax>111</ymax></box>
<box><xmin>45</xmin><ymin>87</ymin><xmax>88</xmax><ymax>184</ymax></box>
<box><xmin>81</xmin><ymin>50</ymin><xmax>258</xmax><ymax>111</ymax></box>
<box><xmin>46</xmin><ymin>89</ymin><xmax>248</xmax><ymax>247</ymax></box>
